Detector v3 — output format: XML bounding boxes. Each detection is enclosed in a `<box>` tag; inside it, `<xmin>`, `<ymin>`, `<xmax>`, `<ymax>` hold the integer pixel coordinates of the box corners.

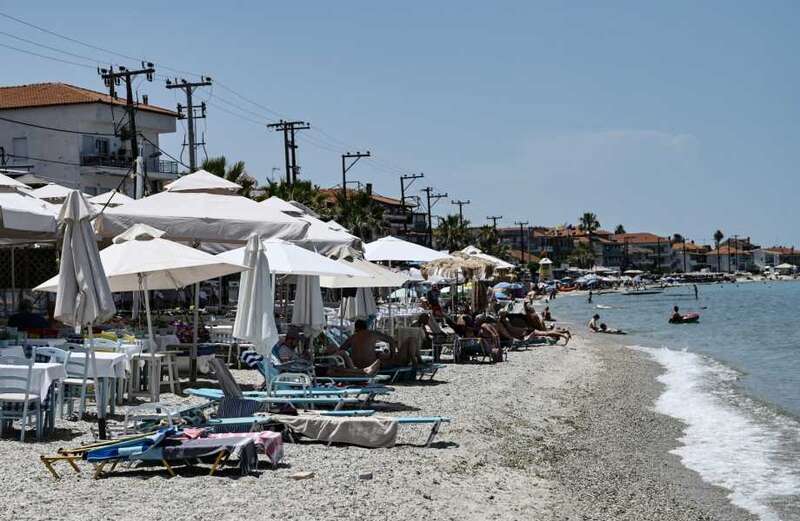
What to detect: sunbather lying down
<box><xmin>498</xmin><ymin>310</ymin><xmax>570</xmax><ymax>345</ymax></box>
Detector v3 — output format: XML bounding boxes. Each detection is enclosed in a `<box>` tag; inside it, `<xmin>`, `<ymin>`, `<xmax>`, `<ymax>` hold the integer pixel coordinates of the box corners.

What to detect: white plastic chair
<box><xmin>0</xmin><ymin>350</ymin><xmax>43</xmax><ymax>441</ymax></box>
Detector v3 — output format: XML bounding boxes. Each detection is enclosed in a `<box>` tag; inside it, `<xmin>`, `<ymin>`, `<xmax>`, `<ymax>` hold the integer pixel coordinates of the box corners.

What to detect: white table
<box><xmin>0</xmin><ymin>362</ymin><xmax>66</xmax><ymax>404</ymax></box>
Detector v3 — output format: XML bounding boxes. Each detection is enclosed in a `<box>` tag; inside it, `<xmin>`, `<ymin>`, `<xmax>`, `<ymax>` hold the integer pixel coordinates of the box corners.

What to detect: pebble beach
<box><xmin>0</xmin><ymin>334</ymin><xmax>754</xmax><ymax>521</ymax></box>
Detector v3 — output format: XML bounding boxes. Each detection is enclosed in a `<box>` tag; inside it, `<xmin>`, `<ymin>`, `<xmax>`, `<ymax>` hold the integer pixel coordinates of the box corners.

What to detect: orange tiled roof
<box><xmin>706</xmin><ymin>245</ymin><xmax>750</xmax><ymax>256</ymax></box>
<box><xmin>0</xmin><ymin>83</ymin><xmax>176</xmax><ymax>116</ymax></box>
<box><xmin>320</xmin><ymin>188</ymin><xmax>406</xmax><ymax>207</ymax></box>
<box><xmin>671</xmin><ymin>242</ymin><xmax>709</xmax><ymax>252</ymax></box>
<box><xmin>611</xmin><ymin>232</ymin><xmax>668</xmax><ymax>244</ymax></box>
<box><xmin>764</xmin><ymin>246</ymin><xmax>797</xmax><ymax>255</ymax></box>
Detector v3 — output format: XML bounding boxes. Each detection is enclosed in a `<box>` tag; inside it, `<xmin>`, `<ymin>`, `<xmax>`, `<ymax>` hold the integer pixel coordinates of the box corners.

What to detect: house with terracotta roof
<box><xmin>670</xmin><ymin>242</ymin><xmax>711</xmax><ymax>272</ymax></box>
<box><xmin>0</xmin><ymin>82</ymin><xmax>177</xmax><ymax>195</ymax></box>
<box><xmin>752</xmin><ymin>246</ymin><xmax>800</xmax><ymax>270</ymax></box>
<box><xmin>611</xmin><ymin>232</ymin><xmax>672</xmax><ymax>271</ymax></box>
<box><xmin>705</xmin><ymin>245</ymin><xmax>754</xmax><ymax>272</ymax></box>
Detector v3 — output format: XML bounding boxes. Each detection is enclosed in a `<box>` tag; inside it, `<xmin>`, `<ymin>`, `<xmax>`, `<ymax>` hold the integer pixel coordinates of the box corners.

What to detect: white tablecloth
<box><xmin>68</xmin><ymin>352</ymin><xmax>127</xmax><ymax>379</ymax></box>
<box><xmin>0</xmin><ymin>362</ymin><xmax>66</xmax><ymax>403</ymax></box>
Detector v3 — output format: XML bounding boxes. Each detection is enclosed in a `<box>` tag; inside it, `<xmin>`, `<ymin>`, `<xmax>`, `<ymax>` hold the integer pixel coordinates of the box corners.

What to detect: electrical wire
<box><xmin>0</xmin><ymin>41</ymin><xmax>96</xmax><ymax>69</ymax></box>
<box><xmin>0</xmin><ymin>115</ymin><xmax>117</xmax><ymax>136</ymax></box>
<box><xmin>137</xmin><ymin>133</ymin><xmax>190</xmax><ymax>170</ymax></box>
<box><xmin>6</xmin><ymin>153</ymin><xmax>82</xmax><ymax>167</ymax></box>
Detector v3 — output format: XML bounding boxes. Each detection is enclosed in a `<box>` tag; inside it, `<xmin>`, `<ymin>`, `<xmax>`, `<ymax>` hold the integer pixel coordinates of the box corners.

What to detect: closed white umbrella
<box><xmin>217</xmin><ymin>238</ymin><xmax>365</xmax><ymax>277</ymax></box>
<box><xmin>340</xmin><ymin>287</ymin><xmax>377</xmax><ymax>321</ymax></box>
<box><xmin>291</xmin><ymin>275</ymin><xmax>325</xmax><ymax>335</ymax></box>
<box><xmin>53</xmin><ymin>190</ymin><xmax>116</xmax><ymax>424</ymax></box>
<box><xmin>233</xmin><ymin>235</ymin><xmax>279</xmax><ymax>362</ymax></box>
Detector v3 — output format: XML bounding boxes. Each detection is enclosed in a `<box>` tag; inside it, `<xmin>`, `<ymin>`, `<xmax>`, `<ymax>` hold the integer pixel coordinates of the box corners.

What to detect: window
<box><xmin>12</xmin><ymin>137</ymin><xmax>27</xmax><ymax>163</ymax></box>
<box><xmin>95</xmin><ymin>138</ymin><xmax>110</xmax><ymax>156</ymax></box>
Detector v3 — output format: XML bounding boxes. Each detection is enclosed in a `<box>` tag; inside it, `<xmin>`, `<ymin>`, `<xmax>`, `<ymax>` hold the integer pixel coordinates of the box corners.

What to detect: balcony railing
<box><xmin>80</xmin><ymin>155</ymin><xmax>178</xmax><ymax>175</ymax></box>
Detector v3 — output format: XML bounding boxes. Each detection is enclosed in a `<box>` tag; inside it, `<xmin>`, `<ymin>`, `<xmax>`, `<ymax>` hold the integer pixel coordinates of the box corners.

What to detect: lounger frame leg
<box><xmin>425</xmin><ymin>420</ymin><xmax>442</xmax><ymax>448</ymax></box>
<box><xmin>162</xmin><ymin>459</ymin><xmax>176</xmax><ymax>477</ymax></box>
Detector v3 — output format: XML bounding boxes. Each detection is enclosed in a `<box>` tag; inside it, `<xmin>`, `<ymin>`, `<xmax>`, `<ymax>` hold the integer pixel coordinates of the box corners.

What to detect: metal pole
<box><xmin>191</xmin><ymin>282</ymin><xmax>200</xmax><ymax>383</ymax></box>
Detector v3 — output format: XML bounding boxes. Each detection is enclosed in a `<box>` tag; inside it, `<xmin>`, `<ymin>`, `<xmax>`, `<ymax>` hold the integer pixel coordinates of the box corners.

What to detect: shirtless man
<box><xmin>499</xmin><ymin>310</ymin><xmax>570</xmax><ymax>345</ymax></box>
<box><xmin>588</xmin><ymin>313</ymin><xmax>601</xmax><ymax>332</ymax></box>
<box><xmin>339</xmin><ymin>319</ymin><xmax>414</xmax><ymax>370</ymax></box>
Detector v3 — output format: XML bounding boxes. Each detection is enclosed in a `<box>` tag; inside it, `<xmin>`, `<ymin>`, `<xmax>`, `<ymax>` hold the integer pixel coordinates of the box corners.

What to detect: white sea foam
<box><xmin>633</xmin><ymin>345</ymin><xmax>800</xmax><ymax>521</ymax></box>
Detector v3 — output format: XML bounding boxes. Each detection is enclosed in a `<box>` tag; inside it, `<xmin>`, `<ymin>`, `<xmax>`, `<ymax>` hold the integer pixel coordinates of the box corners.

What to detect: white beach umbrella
<box><xmin>461</xmin><ymin>245</ymin><xmax>515</xmax><ymax>269</ymax></box>
<box><xmin>261</xmin><ymin>196</ymin><xmax>363</xmax><ymax>257</ymax></box>
<box><xmin>233</xmin><ymin>235</ymin><xmax>279</xmax><ymax>359</ymax></box>
<box><xmin>89</xmin><ymin>189</ymin><xmax>135</xmax><ymax>208</ymax></box>
<box><xmin>0</xmin><ymin>172</ymin><xmax>58</xmax><ymax>238</ymax></box>
<box><xmin>291</xmin><ymin>275</ymin><xmax>325</xmax><ymax>335</ymax></box>
<box><xmin>319</xmin><ymin>258</ymin><xmax>410</xmax><ymax>288</ymax></box>
<box><xmin>340</xmin><ymin>287</ymin><xmax>378</xmax><ymax>321</ymax></box>
<box><xmin>364</xmin><ymin>235</ymin><xmax>451</xmax><ymax>263</ymax></box>
<box><xmin>95</xmin><ymin>171</ymin><xmax>309</xmax><ymax>244</ymax></box>
<box><xmin>36</xmin><ymin>224</ymin><xmax>249</xmax><ymax>293</ymax></box>
<box><xmin>53</xmin><ymin>191</ymin><xmax>116</xmax><ymax>419</ymax></box>
<box><xmin>217</xmin><ymin>238</ymin><xmax>365</xmax><ymax>277</ymax></box>
<box><xmin>29</xmin><ymin>182</ymin><xmax>77</xmax><ymax>202</ymax></box>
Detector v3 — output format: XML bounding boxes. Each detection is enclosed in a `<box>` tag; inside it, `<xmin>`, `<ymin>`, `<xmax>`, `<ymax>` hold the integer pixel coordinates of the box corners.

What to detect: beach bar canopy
<box><xmin>95</xmin><ymin>170</ymin><xmax>309</xmax><ymax>244</ymax></box>
<box><xmin>216</xmin><ymin>239</ymin><xmax>365</xmax><ymax>277</ymax></box>
<box><xmin>261</xmin><ymin>197</ymin><xmax>362</xmax><ymax>257</ymax></box>
<box><xmin>0</xmin><ymin>172</ymin><xmax>58</xmax><ymax>239</ymax></box>
<box><xmin>364</xmin><ymin>236</ymin><xmax>451</xmax><ymax>263</ymax></box>
<box><xmin>89</xmin><ymin>190</ymin><xmax>135</xmax><ymax>208</ymax></box>
<box><xmin>29</xmin><ymin>182</ymin><xmax>78</xmax><ymax>203</ymax></box>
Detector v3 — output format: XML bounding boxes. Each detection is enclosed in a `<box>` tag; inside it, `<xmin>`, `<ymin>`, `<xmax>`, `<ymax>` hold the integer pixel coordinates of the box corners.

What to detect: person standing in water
<box><xmin>588</xmin><ymin>290</ymin><xmax>593</xmax><ymax>303</ymax></box>
<box><xmin>693</xmin><ymin>284</ymin><xmax>699</xmax><ymax>300</ymax></box>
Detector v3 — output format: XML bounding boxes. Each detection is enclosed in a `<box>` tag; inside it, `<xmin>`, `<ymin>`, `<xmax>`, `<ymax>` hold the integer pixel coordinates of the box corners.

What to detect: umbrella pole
<box><xmin>10</xmin><ymin>247</ymin><xmax>15</xmax><ymax>314</ymax></box>
<box><xmin>142</xmin><ymin>276</ymin><xmax>158</xmax><ymax>403</ymax></box>
<box><xmin>88</xmin><ymin>322</ymin><xmax>106</xmax><ymax>439</ymax></box>
<box><xmin>191</xmin><ymin>282</ymin><xmax>199</xmax><ymax>383</ymax></box>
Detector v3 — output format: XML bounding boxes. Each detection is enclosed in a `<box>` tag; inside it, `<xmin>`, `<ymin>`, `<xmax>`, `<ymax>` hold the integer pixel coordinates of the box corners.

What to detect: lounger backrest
<box><xmin>209</xmin><ymin>358</ymin><xmax>243</xmax><ymax>398</ymax></box>
<box><xmin>215</xmin><ymin>397</ymin><xmax>264</xmax><ymax>433</ymax></box>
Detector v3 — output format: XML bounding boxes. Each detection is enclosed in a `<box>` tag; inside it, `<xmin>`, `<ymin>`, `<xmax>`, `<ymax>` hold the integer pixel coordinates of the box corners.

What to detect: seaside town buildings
<box><xmin>0</xmin><ymin>83</ymin><xmax>178</xmax><ymax>196</ymax></box>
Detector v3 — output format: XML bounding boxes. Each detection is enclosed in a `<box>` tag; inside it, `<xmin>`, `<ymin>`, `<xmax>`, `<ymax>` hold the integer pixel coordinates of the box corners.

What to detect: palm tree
<box><xmin>260</xmin><ymin>179</ymin><xmax>329</xmax><ymax>215</ymax></box>
<box><xmin>672</xmin><ymin>233</ymin><xmax>685</xmax><ymax>245</ymax></box>
<box><xmin>614</xmin><ymin>224</ymin><xmax>626</xmax><ymax>234</ymax></box>
<box><xmin>201</xmin><ymin>156</ymin><xmax>256</xmax><ymax>198</ymax></box>
<box><xmin>331</xmin><ymin>190</ymin><xmax>385</xmax><ymax>242</ymax></box>
<box><xmin>713</xmin><ymin>229</ymin><xmax>724</xmax><ymax>273</ymax></box>
<box><xmin>476</xmin><ymin>225</ymin><xmax>508</xmax><ymax>257</ymax></box>
<box><xmin>578</xmin><ymin>212</ymin><xmax>600</xmax><ymax>267</ymax></box>
<box><xmin>435</xmin><ymin>214</ymin><xmax>470</xmax><ymax>251</ymax></box>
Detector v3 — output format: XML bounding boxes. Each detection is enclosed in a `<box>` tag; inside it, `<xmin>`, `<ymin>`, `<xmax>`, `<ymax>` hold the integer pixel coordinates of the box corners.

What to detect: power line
<box><xmin>6</xmin><ymin>153</ymin><xmax>81</xmax><ymax>167</ymax></box>
<box><xmin>0</xmin><ymin>41</ymin><xmax>96</xmax><ymax>69</ymax></box>
<box><xmin>138</xmin><ymin>134</ymin><xmax>190</xmax><ymax>170</ymax></box>
<box><xmin>206</xmin><ymin>101</ymin><xmax>264</xmax><ymax>126</ymax></box>
<box><xmin>0</xmin><ymin>115</ymin><xmax>117</xmax><ymax>136</ymax></box>
<box><xmin>0</xmin><ymin>30</ymin><xmax>101</xmax><ymax>64</ymax></box>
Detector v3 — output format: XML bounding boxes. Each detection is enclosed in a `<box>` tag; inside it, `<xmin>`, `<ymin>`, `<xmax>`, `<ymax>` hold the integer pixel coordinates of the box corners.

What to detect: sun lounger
<box><xmin>184</xmin><ymin>387</ymin><xmax>363</xmax><ymax>410</ymax></box>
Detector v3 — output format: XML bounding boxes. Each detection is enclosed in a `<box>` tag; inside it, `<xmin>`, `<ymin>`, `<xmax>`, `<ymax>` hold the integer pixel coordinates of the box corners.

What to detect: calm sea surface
<box><xmin>548</xmin><ymin>281</ymin><xmax>800</xmax><ymax>520</ymax></box>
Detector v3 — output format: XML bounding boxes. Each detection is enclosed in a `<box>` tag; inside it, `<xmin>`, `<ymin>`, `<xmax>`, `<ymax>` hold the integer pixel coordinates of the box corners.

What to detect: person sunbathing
<box><xmin>339</xmin><ymin>319</ymin><xmax>421</xmax><ymax>370</ymax></box>
<box><xmin>475</xmin><ymin>317</ymin><xmax>504</xmax><ymax>362</ymax></box>
<box><xmin>598</xmin><ymin>323</ymin><xmax>626</xmax><ymax>335</ymax></box>
<box><xmin>522</xmin><ymin>302</ymin><xmax>571</xmax><ymax>342</ymax></box>
<box><xmin>317</xmin><ymin>332</ymin><xmax>381</xmax><ymax>377</ymax></box>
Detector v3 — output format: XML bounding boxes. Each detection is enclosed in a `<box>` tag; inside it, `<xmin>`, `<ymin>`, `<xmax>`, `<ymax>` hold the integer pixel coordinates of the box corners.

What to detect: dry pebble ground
<box><xmin>0</xmin><ymin>336</ymin><xmax>751</xmax><ymax>521</ymax></box>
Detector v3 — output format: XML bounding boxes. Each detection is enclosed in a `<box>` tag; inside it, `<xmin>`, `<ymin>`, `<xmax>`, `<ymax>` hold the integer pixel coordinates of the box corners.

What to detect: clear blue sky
<box><xmin>2</xmin><ymin>1</ymin><xmax>798</xmax><ymax>246</ymax></box>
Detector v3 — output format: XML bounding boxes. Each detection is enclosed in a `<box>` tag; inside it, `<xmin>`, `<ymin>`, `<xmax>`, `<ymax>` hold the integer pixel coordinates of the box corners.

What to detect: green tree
<box><xmin>713</xmin><ymin>229</ymin><xmax>724</xmax><ymax>273</ymax></box>
<box><xmin>475</xmin><ymin>225</ymin><xmax>508</xmax><ymax>258</ymax></box>
<box><xmin>435</xmin><ymin>214</ymin><xmax>471</xmax><ymax>252</ymax></box>
<box><xmin>614</xmin><ymin>224</ymin><xmax>626</xmax><ymax>234</ymax></box>
<box><xmin>332</xmin><ymin>190</ymin><xmax>385</xmax><ymax>242</ymax></box>
<box><xmin>672</xmin><ymin>233</ymin><xmax>685</xmax><ymax>244</ymax></box>
<box><xmin>578</xmin><ymin>212</ymin><xmax>600</xmax><ymax>267</ymax></box>
<box><xmin>201</xmin><ymin>156</ymin><xmax>256</xmax><ymax>198</ymax></box>
<box><xmin>260</xmin><ymin>180</ymin><xmax>329</xmax><ymax>215</ymax></box>
<box><xmin>567</xmin><ymin>242</ymin><xmax>595</xmax><ymax>269</ymax></box>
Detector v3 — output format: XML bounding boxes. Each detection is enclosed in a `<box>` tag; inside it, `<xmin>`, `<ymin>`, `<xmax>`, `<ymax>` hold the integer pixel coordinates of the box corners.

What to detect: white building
<box><xmin>0</xmin><ymin>83</ymin><xmax>177</xmax><ymax>195</ymax></box>
<box><xmin>752</xmin><ymin>248</ymin><xmax>781</xmax><ymax>271</ymax></box>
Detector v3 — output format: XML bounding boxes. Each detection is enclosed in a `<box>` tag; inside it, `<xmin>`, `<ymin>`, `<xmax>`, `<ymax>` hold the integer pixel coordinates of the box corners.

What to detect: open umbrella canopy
<box><xmin>461</xmin><ymin>245</ymin><xmax>515</xmax><ymax>269</ymax></box>
<box><xmin>36</xmin><ymin>224</ymin><xmax>248</xmax><ymax>293</ymax></box>
<box><xmin>319</xmin><ymin>257</ymin><xmax>410</xmax><ymax>288</ymax></box>
<box><xmin>364</xmin><ymin>235</ymin><xmax>451</xmax><ymax>263</ymax></box>
<box><xmin>233</xmin><ymin>235</ymin><xmax>279</xmax><ymax>356</ymax></box>
<box><xmin>0</xmin><ymin>184</ymin><xmax>58</xmax><ymax>239</ymax></box>
<box><xmin>216</xmin><ymin>238</ymin><xmax>365</xmax><ymax>277</ymax></box>
<box><xmin>261</xmin><ymin>196</ymin><xmax>362</xmax><ymax>257</ymax></box>
<box><xmin>29</xmin><ymin>182</ymin><xmax>78</xmax><ymax>202</ymax></box>
<box><xmin>95</xmin><ymin>171</ymin><xmax>309</xmax><ymax>244</ymax></box>
<box><xmin>89</xmin><ymin>189</ymin><xmax>136</xmax><ymax>208</ymax></box>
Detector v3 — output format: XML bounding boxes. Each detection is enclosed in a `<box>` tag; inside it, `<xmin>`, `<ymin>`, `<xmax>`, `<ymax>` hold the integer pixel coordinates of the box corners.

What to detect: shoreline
<box><xmin>1</xmin><ymin>333</ymin><xmax>756</xmax><ymax>520</ymax></box>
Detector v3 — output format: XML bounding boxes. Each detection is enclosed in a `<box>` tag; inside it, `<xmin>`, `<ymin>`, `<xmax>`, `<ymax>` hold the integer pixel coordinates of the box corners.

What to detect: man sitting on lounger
<box><xmin>340</xmin><ymin>319</ymin><xmax>418</xmax><ymax>371</ymax></box>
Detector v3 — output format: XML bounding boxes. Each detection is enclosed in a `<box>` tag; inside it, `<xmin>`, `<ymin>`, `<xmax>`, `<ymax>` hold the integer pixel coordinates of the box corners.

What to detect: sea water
<box><xmin>548</xmin><ymin>281</ymin><xmax>800</xmax><ymax>520</ymax></box>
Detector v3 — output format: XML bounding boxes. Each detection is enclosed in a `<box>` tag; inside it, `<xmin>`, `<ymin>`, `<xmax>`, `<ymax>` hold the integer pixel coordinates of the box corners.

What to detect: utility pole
<box><xmin>421</xmin><ymin>187</ymin><xmax>448</xmax><ymax>248</ymax></box>
<box><xmin>682</xmin><ymin>238</ymin><xmax>688</xmax><ymax>273</ymax></box>
<box><xmin>166</xmin><ymin>77</ymin><xmax>212</xmax><ymax>172</ymax></box>
<box><xmin>400</xmin><ymin>173</ymin><xmax>424</xmax><ymax>235</ymax></box>
<box><xmin>341</xmin><ymin>151</ymin><xmax>371</xmax><ymax>201</ymax></box>
<box><xmin>99</xmin><ymin>62</ymin><xmax>155</xmax><ymax>198</ymax></box>
<box><xmin>514</xmin><ymin>221</ymin><xmax>529</xmax><ymax>264</ymax></box>
<box><xmin>266</xmin><ymin>120</ymin><xmax>310</xmax><ymax>186</ymax></box>
<box><xmin>486</xmin><ymin>216</ymin><xmax>502</xmax><ymax>229</ymax></box>
<box><xmin>451</xmin><ymin>199</ymin><xmax>470</xmax><ymax>226</ymax></box>
<box><xmin>655</xmin><ymin>237</ymin><xmax>661</xmax><ymax>273</ymax></box>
